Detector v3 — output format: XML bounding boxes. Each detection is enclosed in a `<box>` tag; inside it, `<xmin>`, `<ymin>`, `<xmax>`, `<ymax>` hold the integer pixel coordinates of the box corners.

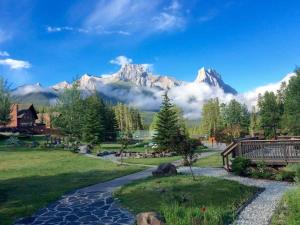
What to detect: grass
<box><xmin>0</xmin><ymin>148</ymin><xmax>143</xmax><ymax>225</ymax></box>
<box><xmin>123</xmin><ymin>156</ymin><xmax>181</xmax><ymax>165</ymax></box>
<box><xmin>115</xmin><ymin>175</ymin><xmax>259</xmax><ymax>225</ymax></box>
<box><xmin>271</xmin><ymin>163</ymin><xmax>300</xmax><ymax>225</ymax></box>
<box><xmin>193</xmin><ymin>153</ymin><xmax>223</xmax><ymax>168</ymax></box>
<box><xmin>271</xmin><ymin>186</ymin><xmax>300</xmax><ymax>225</ymax></box>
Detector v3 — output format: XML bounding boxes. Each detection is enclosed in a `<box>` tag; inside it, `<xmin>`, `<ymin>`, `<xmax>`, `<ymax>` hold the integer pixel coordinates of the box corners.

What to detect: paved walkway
<box><xmin>15</xmin><ymin>154</ymin><xmax>294</xmax><ymax>225</ymax></box>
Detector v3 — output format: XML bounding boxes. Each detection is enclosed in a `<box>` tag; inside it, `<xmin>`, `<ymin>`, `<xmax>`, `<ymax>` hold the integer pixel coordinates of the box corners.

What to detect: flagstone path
<box><xmin>15</xmin><ymin>153</ymin><xmax>294</xmax><ymax>225</ymax></box>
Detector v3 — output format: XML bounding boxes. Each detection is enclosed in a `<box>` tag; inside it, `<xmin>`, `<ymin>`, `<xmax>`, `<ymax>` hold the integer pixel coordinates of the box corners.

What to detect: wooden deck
<box><xmin>221</xmin><ymin>138</ymin><xmax>300</xmax><ymax>170</ymax></box>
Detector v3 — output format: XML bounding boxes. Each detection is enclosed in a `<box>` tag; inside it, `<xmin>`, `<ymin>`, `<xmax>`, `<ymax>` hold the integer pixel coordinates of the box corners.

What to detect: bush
<box><xmin>5</xmin><ymin>136</ymin><xmax>23</xmax><ymax>146</ymax></box>
<box><xmin>231</xmin><ymin>157</ymin><xmax>251</xmax><ymax>176</ymax></box>
<box><xmin>275</xmin><ymin>170</ymin><xmax>296</xmax><ymax>182</ymax></box>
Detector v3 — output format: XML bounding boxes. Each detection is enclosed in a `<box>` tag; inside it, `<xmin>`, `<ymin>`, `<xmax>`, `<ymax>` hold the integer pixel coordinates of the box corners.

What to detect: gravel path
<box><xmin>178</xmin><ymin>167</ymin><xmax>295</xmax><ymax>225</ymax></box>
<box><xmin>15</xmin><ymin>153</ymin><xmax>294</xmax><ymax>225</ymax></box>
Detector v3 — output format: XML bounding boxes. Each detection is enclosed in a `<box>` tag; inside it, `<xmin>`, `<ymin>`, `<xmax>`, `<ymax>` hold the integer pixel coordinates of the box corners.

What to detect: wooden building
<box><xmin>7</xmin><ymin>104</ymin><xmax>38</xmax><ymax>128</ymax></box>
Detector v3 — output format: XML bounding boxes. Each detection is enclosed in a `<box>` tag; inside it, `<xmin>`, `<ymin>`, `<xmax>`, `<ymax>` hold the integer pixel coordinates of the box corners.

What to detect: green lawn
<box><xmin>271</xmin><ymin>186</ymin><xmax>300</xmax><ymax>225</ymax></box>
<box><xmin>193</xmin><ymin>153</ymin><xmax>223</xmax><ymax>168</ymax></box>
<box><xmin>123</xmin><ymin>156</ymin><xmax>181</xmax><ymax>166</ymax></box>
<box><xmin>115</xmin><ymin>175</ymin><xmax>259</xmax><ymax>225</ymax></box>
<box><xmin>0</xmin><ymin>148</ymin><xmax>143</xmax><ymax>225</ymax></box>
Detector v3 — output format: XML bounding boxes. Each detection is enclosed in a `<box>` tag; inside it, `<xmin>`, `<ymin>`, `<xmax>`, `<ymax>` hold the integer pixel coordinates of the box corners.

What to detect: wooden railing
<box><xmin>237</xmin><ymin>140</ymin><xmax>300</xmax><ymax>164</ymax></box>
<box><xmin>221</xmin><ymin>139</ymin><xmax>300</xmax><ymax>170</ymax></box>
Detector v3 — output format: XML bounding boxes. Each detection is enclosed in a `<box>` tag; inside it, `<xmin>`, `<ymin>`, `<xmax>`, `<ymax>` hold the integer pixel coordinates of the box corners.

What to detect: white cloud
<box><xmin>0</xmin><ymin>29</ymin><xmax>10</xmax><ymax>43</ymax></box>
<box><xmin>0</xmin><ymin>58</ymin><xmax>31</xmax><ymax>70</ymax></box>
<box><xmin>0</xmin><ymin>51</ymin><xmax>9</xmax><ymax>57</ymax></box>
<box><xmin>83</xmin><ymin>0</ymin><xmax>187</xmax><ymax>36</ymax></box>
<box><xmin>46</xmin><ymin>25</ymin><xmax>130</xmax><ymax>36</ymax></box>
<box><xmin>110</xmin><ymin>56</ymin><xmax>133</xmax><ymax>66</ymax></box>
<box><xmin>238</xmin><ymin>73</ymin><xmax>295</xmax><ymax>109</ymax></box>
<box><xmin>47</xmin><ymin>26</ymin><xmax>85</xmax><ymax>33</ymax></box>
<box><xmin>153</xmin><ymin>12</ymin><xmax>185</xmax><ymax>31</ymax></box>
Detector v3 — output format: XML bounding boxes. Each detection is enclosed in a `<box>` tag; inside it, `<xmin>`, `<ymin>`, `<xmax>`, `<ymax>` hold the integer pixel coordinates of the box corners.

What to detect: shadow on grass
<box><xmin>0</xmin><ymin>169</ymin><xmax>137</xmax><ymax>225</ymax></box>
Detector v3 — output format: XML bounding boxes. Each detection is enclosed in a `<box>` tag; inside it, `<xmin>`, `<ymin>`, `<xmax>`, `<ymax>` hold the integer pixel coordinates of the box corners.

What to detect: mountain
<box><xmin>194</xmin><ymin>67</ymin><xmax>237</xmax><ymax>94</ymax></box>
<box><xmin>12</xmin><ymin>64</ymin><xmax>237</xmax><ymax>109</ymax></box>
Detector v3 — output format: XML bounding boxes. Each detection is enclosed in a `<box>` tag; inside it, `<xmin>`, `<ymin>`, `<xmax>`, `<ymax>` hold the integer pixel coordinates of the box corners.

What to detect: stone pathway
<box><xmin>15</xmin><ymin>154</ymin><xmax>294</xmax><ymax>225</ymax></box>
<box><xmin>178</xmin><ymin>167</ymin><xmax>295</xmax><ymax>225</ymax></box>
<box><xmin>15</xmin><ymin>168</ymin><xmax>155</xmax><ymax>225</ymax></box>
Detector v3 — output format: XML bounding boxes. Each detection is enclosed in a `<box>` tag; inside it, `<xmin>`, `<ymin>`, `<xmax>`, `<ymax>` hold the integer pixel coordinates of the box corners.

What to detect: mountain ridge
<box><xmin>11</xmin><ymin>65</ymin><xmax>238</xmax><ymax>110</ymax></box>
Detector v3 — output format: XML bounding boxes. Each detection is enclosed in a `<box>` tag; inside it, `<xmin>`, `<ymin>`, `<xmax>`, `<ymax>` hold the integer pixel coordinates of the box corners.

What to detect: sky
<box><xmin>0</xmin><ymin>0</ymin><xmax>299</xmax><ymax>92</ymax></box>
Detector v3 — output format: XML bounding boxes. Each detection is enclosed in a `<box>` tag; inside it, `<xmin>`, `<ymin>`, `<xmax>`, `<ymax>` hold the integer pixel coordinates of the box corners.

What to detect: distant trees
<box><xmin>199</xmin><ymin>98</ymin><xmax>222</xmax><ymax>137</ymax></box>
<box><xmin>221</xmin><ymin>100</ymin><xmax>250</xmax><ymax>139</ymax></box>
<box><xmin>114</xmin><ymin>103</ymin><xmax>144</xmax><ymax>132</ymax></box>
<box><xmin>198</xmin><ymin>98</ymin><xmax>251</xmax><ymax>141</ymax></box>
<box><xmin>0</xmin><ymin>77</ymin><xmax>11</xmax><ymax>126</ymax></box>
<box><xmin>53</xmin><ymin>85</ymin><xmax>118</xmax><ymax>143</ymax></box>
<box><xmin>282</xmin><ymin>68</ymin><xmax>300</xmax><ymax>135</ymax></box>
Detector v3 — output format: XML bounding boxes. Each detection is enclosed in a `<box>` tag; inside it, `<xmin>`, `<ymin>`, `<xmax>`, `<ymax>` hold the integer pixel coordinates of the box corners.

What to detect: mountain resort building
<box><xmin>7</xmin><ymin>104</ymin><xmax>38</xmax><ymax>128</ymax></box>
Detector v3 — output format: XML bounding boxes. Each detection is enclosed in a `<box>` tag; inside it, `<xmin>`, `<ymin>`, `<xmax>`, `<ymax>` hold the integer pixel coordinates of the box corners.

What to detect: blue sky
<box><xmin>0</xmin><ymin>0</ymin><xmax>299</xmax><ymax>92</ymax></box>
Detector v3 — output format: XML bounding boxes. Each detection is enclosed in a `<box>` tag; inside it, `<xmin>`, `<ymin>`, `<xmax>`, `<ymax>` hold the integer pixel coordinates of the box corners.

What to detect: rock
<box><xmin>78</xmin><ymin>145</ymin><xmax>92</xmax><ymax>154</ymax></box>
<box><xmin>152</xmin><ymin>163</ymin><xmax>177</xmax><ymax>177</ymax></box>
<box><xmin>136</xmin><ymin>212</ymin><xmax>165</xmax><ymax>225</ymax></box>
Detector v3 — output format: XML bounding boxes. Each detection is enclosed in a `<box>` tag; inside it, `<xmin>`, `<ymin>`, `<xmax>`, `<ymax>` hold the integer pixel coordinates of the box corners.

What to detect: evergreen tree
<box><xmin>282</xmin><ymin>68</ymin><xmax>300</xmax><ymax>135</ymax></box>
<box><xmin>82</xmin><ymin>94</ymin><xmax>104</xmax><ymax>143</ymax></box>
<box><xmin>258</xmin><ymin>91</ymin><xmax>281</xmax><ymax>138</ymax></box>
<box><xmin>249</xmin><ymin>107</ymin><xmax>260</xmax><ymax>136</ymax></box>
<box><xmin>103</xmin><ymin>105</ymin><xmax>118</xmax><ymax>141</ymax></box>
<box><xmin>153</xmin><ymin>92</ymin><xmax>179</xmax><ymax>152</ymax></box>
<box><xmin>0</xmin><ymin>77</ymin><xmax>11</xmax><ymax>126</ymax></box>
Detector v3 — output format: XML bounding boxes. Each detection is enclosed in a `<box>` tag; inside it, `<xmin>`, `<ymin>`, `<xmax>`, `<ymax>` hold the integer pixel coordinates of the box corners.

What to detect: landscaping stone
<box><xmin>136</xmin><ymin>212</ymin><xmax>165</xmax><ymax>225</ymax></box>
<box><xmin>78</xmin><ymin>145</ymin><xmax>92</xmax><ymax>154</ymax></box>
<box><xmin>152</xmin><ymin>163</ymin><xmax>177</xmax><ymax>177</ymax></box>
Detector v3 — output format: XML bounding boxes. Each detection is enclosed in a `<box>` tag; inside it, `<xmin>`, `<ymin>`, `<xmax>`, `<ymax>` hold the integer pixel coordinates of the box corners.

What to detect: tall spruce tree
<box><xmin>153</xmin><ymin>92</ymin><xmax>179</xmax><ymax>152</ymax></box>
<box><xmin>0</xmin><ymin>77</ymin><xmax>11</xmax><ymax>126</ymax></box>
<box><xmin>82</xmin><ymin>94</ymin><xmax>104</xmax><ymax>143</ymax></box>
<box><xmin>282</xmin><ymin>68</ymin><xmax>300</xmax><ymax>135</ymax></box>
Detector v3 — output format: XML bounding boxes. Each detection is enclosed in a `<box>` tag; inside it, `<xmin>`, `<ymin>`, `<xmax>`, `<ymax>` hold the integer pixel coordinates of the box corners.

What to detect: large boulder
<box><xmin>78</xmin><ymin>145</ymin><xmax>92</xmax><ymax>154</ymax></box>
<box><xmin>136</xmin><ymin>212</ymin><xmax>165</xmax><ymax>225</ymax></box>
<box><xmin>152</xmin><ymin>163</ymin><xmax>177</xmax><ymax>177</ymax></box>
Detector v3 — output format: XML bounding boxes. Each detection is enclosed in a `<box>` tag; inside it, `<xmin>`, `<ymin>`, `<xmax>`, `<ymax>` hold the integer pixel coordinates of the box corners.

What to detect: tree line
<box><xmin>198</xmin><ymin>68</ymin><xmax>300</xmax><ymax>140</ymax></box>
<box><xmin>0</xmin><ymin>79</ymin><xmax>145</xmax><ymax>143</ymax></box>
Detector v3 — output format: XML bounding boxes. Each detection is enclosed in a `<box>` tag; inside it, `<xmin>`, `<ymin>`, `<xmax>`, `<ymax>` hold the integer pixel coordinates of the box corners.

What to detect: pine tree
<box><xmin>153</xmin><ymin>92</ymin><xmax>179</xmax><ymax>152</ymax></box>
<box><xmin>82</xmin><ymin>94</ymin><xmax>104</xmax><ymax>144</ymax></box>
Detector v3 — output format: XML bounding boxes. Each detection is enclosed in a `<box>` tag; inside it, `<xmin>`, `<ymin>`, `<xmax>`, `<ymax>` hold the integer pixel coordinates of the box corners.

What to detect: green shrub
<box><xmin>275</xmin><ymin>170</ymin><xmax>296</xmax><ymax>182</ymax></box>
<box><xmin>5</xmin><ymin>136</ymin><xmax>23</xmax><ymax>146</ymax></box>
<box><xmin>231</xmin><ymin>157</ymin><xmax>251</xmax><ymax>176</ymax></box>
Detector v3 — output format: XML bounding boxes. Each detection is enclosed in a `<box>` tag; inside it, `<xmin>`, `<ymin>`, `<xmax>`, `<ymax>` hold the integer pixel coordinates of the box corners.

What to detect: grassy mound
<box><xmin>115</xmin><ymin>175</ymin><xmax>258</xmax><ymax>225</ymax></box>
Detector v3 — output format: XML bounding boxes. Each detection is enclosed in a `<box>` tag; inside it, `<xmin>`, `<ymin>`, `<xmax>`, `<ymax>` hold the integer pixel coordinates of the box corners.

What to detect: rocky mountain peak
<box><xmin>194</xmin><ymin>67</ymin><xmax>237</xmax><ymax>94</ymax></box>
